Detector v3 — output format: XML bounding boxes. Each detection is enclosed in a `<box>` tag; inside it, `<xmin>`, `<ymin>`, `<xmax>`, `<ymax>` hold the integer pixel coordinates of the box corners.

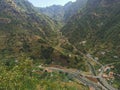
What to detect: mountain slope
<box><xmin>62</xmin><ymin>0</ymin><xmax>120</xmax><ymax>54</ymax></box>
<box><xmin>0</xmin><ymin>0</ymin><xmax>59</xmax><ymax>60</ymax></box>
<box><xmin>0</xmin><ymin>0</ymin><xmax>58</xmax><ymax>37</ymax></box>
<box><xmin>64</xmin><ymin>0</ymin><xmax>87</xmax><ymax>21</ymax></box>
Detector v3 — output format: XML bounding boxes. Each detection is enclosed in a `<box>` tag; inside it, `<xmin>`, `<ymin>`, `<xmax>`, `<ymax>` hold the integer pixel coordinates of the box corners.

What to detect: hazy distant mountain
<box><xmin>39</xmin><ymin>5</ymin><xmax>64</xmax><ymax>21</ymax></box>
<box><xmin>39</xmin><ymin>0</ymin><xmax>88</xmax><ymax>22</ymax></box>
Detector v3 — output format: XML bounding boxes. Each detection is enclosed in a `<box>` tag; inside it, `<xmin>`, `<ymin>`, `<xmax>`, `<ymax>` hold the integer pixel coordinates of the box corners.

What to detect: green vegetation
<box><xmin>0</xmin><ymin>58</ymin><xmax>88</xmax><ymax>90</ymax></box>
<box><xmin>112</xmin><ymin>63</ymin><xmax>120</xmax><ymax>89</ymax></box>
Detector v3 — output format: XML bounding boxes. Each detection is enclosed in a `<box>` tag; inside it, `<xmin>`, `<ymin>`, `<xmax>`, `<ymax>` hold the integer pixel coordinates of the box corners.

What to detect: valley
<box><xmin>0</xmin><ymin>0</ymin><xmax>120</xmax><ymax>90</ymax></box>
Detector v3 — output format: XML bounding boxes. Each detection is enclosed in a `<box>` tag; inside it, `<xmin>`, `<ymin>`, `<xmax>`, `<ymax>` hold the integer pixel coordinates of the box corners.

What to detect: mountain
<box><xmin>39</xmin><ymin>5</ymin><xmax>64</xmax><ymax>21</ymax></box>
<box><xmin>0</xmin><ymin>0</ymin><xmax>58</xmax><ymax>38</ymax></box>
<box><xmin>0</xmin><ymin>0</ymin><xmax>62</xmax><ymax>61</ymax></box>
<box><xmin>38</xmin><ymin>0</ymin><xmax>88</xmax><ymax>22</ymax></box>
<box><xmin>62</xmin><ymin>0</ymin><xmax>120</xmax><ymax>53</ymax></box>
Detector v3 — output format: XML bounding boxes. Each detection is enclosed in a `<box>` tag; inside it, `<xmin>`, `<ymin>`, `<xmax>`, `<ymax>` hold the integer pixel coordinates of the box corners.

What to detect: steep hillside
<box><xmin>39</xmin><ymin>0</ymin><xmax>87</xmax><ymax>22</ymax></box>
<box><xmin>0</xmin><ymin>0</ymin><xmax>58</xmax><ymax>36</ymax></box>
<box><xmin>62</xmin><ymin>0</ymin><xmax>120</xmax><ymax>55</ymax></box>
<box><xmin>0</xmin><ymin>0</ymin><xmax>61</xmax><ymax>61</ymax></box>
<box><xmin>64</xmin><ymin>0</ymin><xmax>87</xmax><ymax>21</ymax></box>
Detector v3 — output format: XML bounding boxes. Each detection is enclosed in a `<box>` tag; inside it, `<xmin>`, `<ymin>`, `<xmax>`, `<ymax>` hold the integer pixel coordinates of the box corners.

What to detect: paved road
<box><xmin>86</xmin><ymin>61</ymin><xmax>117</xmax><ymax>90</ymax></box>
<box><xmin>74</xmin><ymin>49</ymin><xmax>118</xmax><ymax>90</ymax></box>
<box><xmin>45</xmin><ymin>67</ymin><xmax>116</xmax><ymax>90</ymax></box>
